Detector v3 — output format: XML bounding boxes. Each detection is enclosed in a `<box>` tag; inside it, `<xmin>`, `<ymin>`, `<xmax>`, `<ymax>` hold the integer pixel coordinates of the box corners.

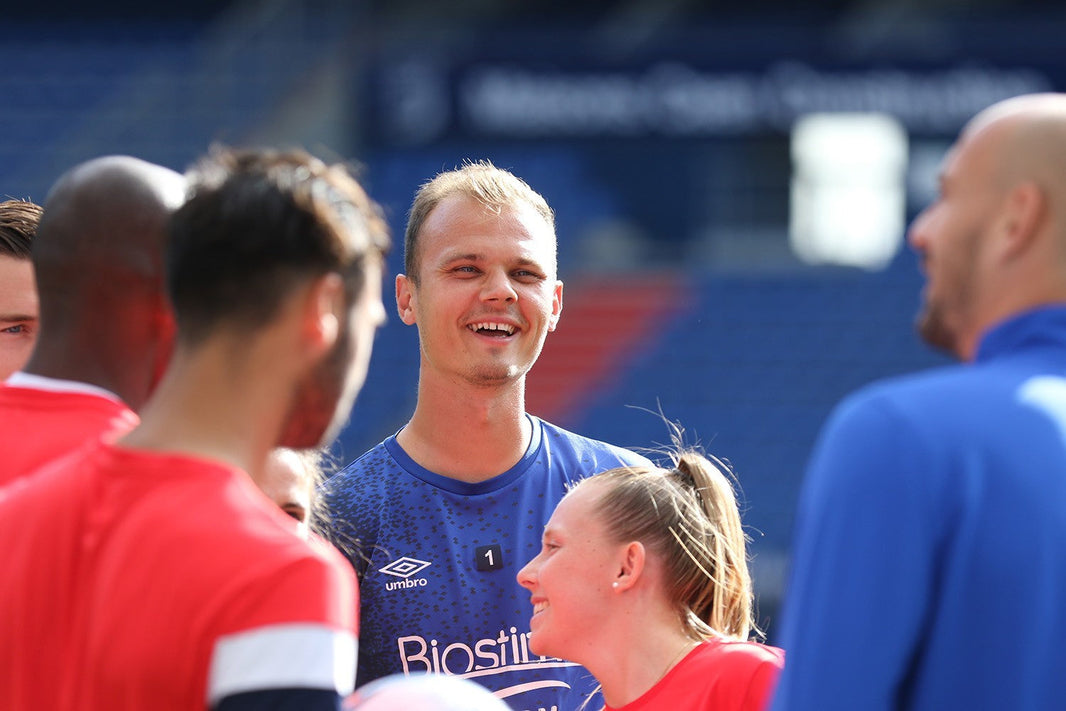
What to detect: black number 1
<box><xmin>475</xmin><ymin>543</ymin><xmax>503</xmax><ymax>572</ymax></box>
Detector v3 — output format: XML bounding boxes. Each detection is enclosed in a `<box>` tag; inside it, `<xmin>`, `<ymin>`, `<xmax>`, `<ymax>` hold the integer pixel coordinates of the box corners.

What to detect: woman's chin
<box><xmin>526</xmin><ymin>632</ymin><xmax>550</xmax><ymax>659</ymax></box>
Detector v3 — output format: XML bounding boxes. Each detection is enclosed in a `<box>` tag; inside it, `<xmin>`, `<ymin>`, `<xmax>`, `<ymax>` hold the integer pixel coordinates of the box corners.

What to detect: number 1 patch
<box><xmin>475</xmin><ymin>544</ymin><xmax>504</xmax><ymax>572</ymax></box>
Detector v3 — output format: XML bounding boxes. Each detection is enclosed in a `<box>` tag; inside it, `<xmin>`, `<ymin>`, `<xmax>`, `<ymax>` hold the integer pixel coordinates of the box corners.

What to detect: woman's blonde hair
<box><xmin>583</xmin><ymin>449</ymin><xmax>758</xmax><ymax>641</ymax></box>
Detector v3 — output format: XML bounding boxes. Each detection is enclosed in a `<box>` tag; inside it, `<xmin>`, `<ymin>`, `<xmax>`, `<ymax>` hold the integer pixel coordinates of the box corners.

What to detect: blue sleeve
<box><xmin>214</xmin><ymin>688</ymin><xmax>341</xmax><ymax>711</ymax></box>
<box><xmin>770</xmin><ymin>392</ymin><xmax>941</xmax><ymax>711</ymax></box>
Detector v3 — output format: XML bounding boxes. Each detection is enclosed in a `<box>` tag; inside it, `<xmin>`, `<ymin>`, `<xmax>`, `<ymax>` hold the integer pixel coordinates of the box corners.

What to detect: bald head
<box><xmin>962</xmin><ymin>94</ymin><xmax>1066</xmax><ymax>208</ymax></box>
<box><xmin>26</xmin><ymin>156</ymin><xmax>186</xmax><ymax>407</ymax></box>
<box><xmin>34</xmin><ymin>156</ymin><xmax>186</xmax><ymax>281</ymax></box>
<box><xmin>966</xmin><ymin>92</ymin><xmax>1066</xmax><ymax>136</ymax></box>
<box><xmin>908</xmin><ymin>92</ymin><xmax>1066</xmax><ymax>360</ymax></box>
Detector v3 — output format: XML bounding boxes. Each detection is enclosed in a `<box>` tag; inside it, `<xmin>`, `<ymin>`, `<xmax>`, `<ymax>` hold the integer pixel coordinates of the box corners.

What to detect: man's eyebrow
<box><xmin>0</xmin><ymin>314</ymin><xmax>37</xmax><ymax>323</ymax></box>
<box><xmin>437</xmin><ymin>251</ymin><xmax>482</xmax><ymax>264</ymax></box>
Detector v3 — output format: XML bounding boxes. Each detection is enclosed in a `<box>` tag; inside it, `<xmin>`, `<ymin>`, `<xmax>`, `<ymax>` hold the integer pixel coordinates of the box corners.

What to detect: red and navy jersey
<box><xmin>606</xmin><ymin>638</ymin><xmax>784</xmax><ymax>711</ymax></box>
<box><xmin>0</xmin><ymin>443</ymin><xmax>357</xmax><ymax>711</ymax></box>
<box><xmin>0</xmin><ymin>373</ymin><xmax>138</xmax><ymax>487</ymax></box>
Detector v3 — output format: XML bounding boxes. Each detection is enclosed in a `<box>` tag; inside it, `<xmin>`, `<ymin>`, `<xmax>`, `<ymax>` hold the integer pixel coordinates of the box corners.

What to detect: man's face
<box><xmin>397</xmin><ymin>194</ymin><xmax>563</xmax><ymax>388</ymax></box>
<box><xmin>279</xmin><ymin>257</ymin><xmax>387</xmax><ymax>448</ymax></box>
<box><xmin>907</xmin><ymin>126</ymin><xmax>1001</xmax><ymax>360</ymax></box>
<box><xmin>0</xmin><ymin>255</ymin><xmax>38</xmax><ymax>380</ymax></box>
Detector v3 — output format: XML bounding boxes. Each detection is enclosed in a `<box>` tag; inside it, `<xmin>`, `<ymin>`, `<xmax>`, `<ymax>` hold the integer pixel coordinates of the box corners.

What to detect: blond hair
<box><xmin>403</xmin><ymin>159</ymin><xmax>555</xmax><ymax>282</ymax></box>
<box><xmin>583</xmin><ymin>450</ymin><xmax>757</xmax><ymax>641</ymax></box>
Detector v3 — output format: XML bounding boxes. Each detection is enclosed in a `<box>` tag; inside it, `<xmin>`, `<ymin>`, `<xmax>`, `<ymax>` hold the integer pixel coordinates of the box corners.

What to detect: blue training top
<box><xmin>323</xmin><ymin>415</ymin><xmax>651</xmax><ymax>711</ymax></box>
<box><xmin>772</xmin><ymin>306</ymin><xmax>1066</xmax><ymax>711</ymax></box>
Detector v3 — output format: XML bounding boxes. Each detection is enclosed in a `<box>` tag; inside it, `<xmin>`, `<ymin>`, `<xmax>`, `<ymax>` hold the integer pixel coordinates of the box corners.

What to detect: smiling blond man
<box><xmin>323</xmin><ymin>161</ymin><xmax>650</xmax><ymax>711</ymax></box>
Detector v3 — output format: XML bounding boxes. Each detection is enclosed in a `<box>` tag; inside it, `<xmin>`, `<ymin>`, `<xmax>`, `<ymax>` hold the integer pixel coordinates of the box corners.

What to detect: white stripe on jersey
<box><xmin>207</xmin><ymin>623</ymin><xmax>357</xmax><ymax>705</ymax></box>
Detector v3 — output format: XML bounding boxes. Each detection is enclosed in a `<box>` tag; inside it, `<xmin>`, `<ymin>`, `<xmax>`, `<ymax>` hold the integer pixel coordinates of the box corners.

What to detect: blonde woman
<box><xmin>518</xmin><ymin>451</ymin><xmax>783</xmax><ymax>711</ymax></box>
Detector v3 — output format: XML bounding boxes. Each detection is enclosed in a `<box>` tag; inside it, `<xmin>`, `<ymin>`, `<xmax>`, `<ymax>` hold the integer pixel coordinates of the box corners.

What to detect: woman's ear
<box><xmin>613</xmin><ymin>541</ymin><xmax>645</xmax><ymax>593</ymax></box>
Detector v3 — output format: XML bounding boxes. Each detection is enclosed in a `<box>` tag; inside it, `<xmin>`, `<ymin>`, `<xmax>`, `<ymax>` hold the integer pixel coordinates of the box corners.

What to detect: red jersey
<box><xmin>0</xmin><ymin>373</ymin><xmax>138</xmax><ymax>487</ymax></box>
<box><xmin>0</xmin><ymin>443</ymin><xmax>358</xmax><ymax>711</ymax></box>
<box><xmin>607</xmin><ymin>638</ymin><xmax>785</xmax><ymax>711</ymax></box>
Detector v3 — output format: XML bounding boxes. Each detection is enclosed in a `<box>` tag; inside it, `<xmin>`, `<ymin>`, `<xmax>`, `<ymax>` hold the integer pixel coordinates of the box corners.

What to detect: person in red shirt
<box><xmin>0</xmin><ymin>157</ymin><xmax>184</xmax><ymax>486</ymax></box>
<box><xmin>518</xmin><ymin>440</ymin><xmax>784</xmax><ymax>711</ymax></box>
<box><xmin>0</xmin><ymin>147</ymin><xmax>391</xmax><ymax>711</ymax></box>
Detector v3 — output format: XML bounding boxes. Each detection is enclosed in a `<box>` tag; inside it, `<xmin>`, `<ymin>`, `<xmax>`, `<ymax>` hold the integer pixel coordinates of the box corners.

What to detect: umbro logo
<box><xmin>379</xmin><ymin>556</ymin><xmax>431</xmax><ymax>579</ymax></box>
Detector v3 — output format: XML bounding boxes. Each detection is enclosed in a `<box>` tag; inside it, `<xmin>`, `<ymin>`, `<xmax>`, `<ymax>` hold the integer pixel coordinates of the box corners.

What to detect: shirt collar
<box><xmin>975</xmin><ymin>304</ymin><xmax>1066</xmax><ymax>363</ymax></box>
<box><xmin>5</xmin><ymin>371</ymin><xmax>125</xmax><ymax>403</ymax></box>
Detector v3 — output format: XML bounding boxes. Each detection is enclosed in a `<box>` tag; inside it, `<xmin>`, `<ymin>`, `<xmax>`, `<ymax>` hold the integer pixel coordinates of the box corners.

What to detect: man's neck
<box><xmin>4</xmin><ymin>371</ymin><xmax>123</xmax><ymax>402</ymax></box>
<box><xmin>398</xmin><ymin>376</ymin><xmax>532</xmax><ymax>483</ymax></box>
<box><xmin>119</xmin><ymin>343</ymin><xmax>285</xmax><ymax>479</ymax></box>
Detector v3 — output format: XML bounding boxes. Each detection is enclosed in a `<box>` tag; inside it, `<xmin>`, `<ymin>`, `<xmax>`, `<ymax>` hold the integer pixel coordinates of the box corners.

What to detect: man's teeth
<box><xmin>470</xmin><ymin>322</ymin><xmax>515</xmax><ymax>335</ymax></box>
<box><xmin>533</xmin><ymin>602</ymin><xmax>548</xmax><ymax>614</ymax></box>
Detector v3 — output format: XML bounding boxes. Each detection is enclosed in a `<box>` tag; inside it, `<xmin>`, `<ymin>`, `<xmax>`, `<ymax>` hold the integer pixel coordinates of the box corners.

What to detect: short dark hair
<box><xmin>168</xmin><ymin>147</ymin><xmax>390</xmax><ymax>345</ymax></box>
<box><xmin>0</xmin><ymin>199</ymin><xmax>43</xmax><ymax>259</ymax></box>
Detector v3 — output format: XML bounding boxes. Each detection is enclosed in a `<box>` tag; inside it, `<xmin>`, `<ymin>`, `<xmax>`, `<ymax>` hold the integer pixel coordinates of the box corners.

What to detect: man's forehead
<box><xmin>435</xmin><ymin>241</ymin><xmax>550</xmax><ymax>260</ymax></box>
<box><xmin>425</xmin><ymin>205</ymin><xmax>555</xmax><ymax>249</ymax></box>
<box><xmin>942</xmin><ymin>116</ymin><xmax>1004</xmax><ymax>182</ymax></box>
<box><xmin>429</xmin><ymin>191</ymin><xmax>547</xmax><ymax>225</ymax></box>
<box><xmin>0</xmin><ymin>256</ymin><xmax>37</xmax><ymax>308</ymax></box>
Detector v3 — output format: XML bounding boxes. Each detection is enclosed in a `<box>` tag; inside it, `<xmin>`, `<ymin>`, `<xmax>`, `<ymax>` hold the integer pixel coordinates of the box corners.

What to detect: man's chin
<box><xmin>466</xmin><ymin>364</ymin><xmax>526</xmax><ymax>387</ymax></box>
<box><xmin>916</xmin><ymin>309</ymin><xmax>960</xmax><ymax>358</ymax></box>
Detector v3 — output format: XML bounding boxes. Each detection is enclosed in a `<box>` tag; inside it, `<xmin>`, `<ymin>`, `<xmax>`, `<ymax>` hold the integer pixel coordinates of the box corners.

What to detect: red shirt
<box><xmin>0</xmin><ymin>374</ymin><xmax>138</xmax><ymax>487</ymax></box>
<box><xmin>607</xmin><ymin>638</ymin><xmax>785</xmax><ymax>711</ymax></box>
<box><xmin>0</xmin><ymin>443</ymin><xmax>358</xmax><ymax>711</ymax></box>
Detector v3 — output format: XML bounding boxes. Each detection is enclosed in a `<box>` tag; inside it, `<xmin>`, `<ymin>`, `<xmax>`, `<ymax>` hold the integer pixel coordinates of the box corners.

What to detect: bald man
<box><xmin>771</xmin><ymin>93</ymin><xmax>1066</xmax><ymax>711</ymax></box>
<box><xmin>0</xmin><ymin>156</ymin><xmax>185</xmax><ymax>487</ymax></box>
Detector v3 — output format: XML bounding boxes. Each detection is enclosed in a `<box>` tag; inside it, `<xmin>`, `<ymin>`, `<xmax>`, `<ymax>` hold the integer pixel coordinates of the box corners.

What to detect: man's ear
<box><xmin>396</xmin><ymin>273</ymin><xmax>417</xmax><ymax>326</ymax></box>
<box><xmin>305</xmin><ymin>272</ymin><xmax>344</xmax><ymax>355</ymax></box>
<box><xmin>547</xmin><ymin>280</ymin><xmax>563</xmax><ymax>333</ymax></box>
<box><xmin>999</xmin><ymin>181</ymin><xmax>1045</xmax><ymax>262</ymax></box>
<box><xmin>613</xmin><ymin>541</ymin><xmax>645</xmax><ymax>593</ymax></box>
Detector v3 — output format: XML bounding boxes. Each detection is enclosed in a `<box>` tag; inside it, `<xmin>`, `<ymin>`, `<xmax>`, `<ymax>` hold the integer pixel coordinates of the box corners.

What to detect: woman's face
<box><xmin>516</xmin><ymin>481</ymin><xmax>624</xmax><ymax>661</ymax></box>
<box><xmin>257</xmin><ymin>448</ymin><xmax>314</xmax><ymax>530</ymax></box>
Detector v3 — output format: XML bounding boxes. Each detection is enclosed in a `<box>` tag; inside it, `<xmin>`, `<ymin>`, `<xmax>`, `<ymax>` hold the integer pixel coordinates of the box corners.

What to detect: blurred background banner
<box><xmin>6</xmin><ymin>0</ymin><xmax>1064</xmax><ymax>638</ymax></box>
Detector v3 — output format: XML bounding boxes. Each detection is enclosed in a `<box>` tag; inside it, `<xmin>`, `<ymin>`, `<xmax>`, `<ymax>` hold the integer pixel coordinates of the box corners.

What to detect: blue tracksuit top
<box><xmin>772</xmin><ymin>305</ymin><xmax>1066</xmax><ymax>711</ymax></box>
